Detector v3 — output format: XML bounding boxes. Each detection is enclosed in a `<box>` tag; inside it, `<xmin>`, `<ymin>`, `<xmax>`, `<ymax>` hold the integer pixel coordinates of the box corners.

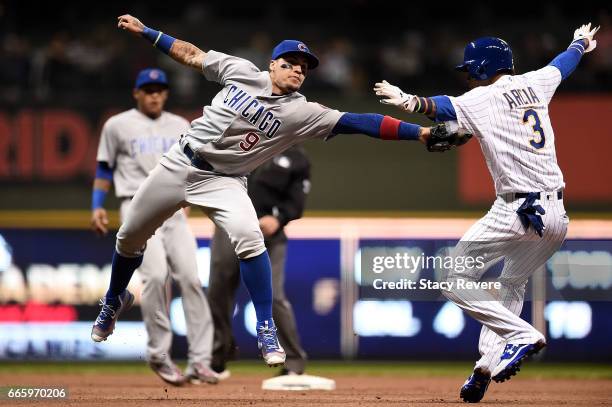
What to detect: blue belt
<box><xmin>183</xmin><ymin>143</ymin><xmax>215</xmax><ymax>172</ymax></box>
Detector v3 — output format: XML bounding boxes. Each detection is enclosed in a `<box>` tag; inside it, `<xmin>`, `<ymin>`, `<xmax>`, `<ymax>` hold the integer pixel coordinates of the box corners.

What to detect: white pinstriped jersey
<box><xmin>449</xmin><ymin>65</ymin><xmax>564</xmax><ymax>195</ymax></box>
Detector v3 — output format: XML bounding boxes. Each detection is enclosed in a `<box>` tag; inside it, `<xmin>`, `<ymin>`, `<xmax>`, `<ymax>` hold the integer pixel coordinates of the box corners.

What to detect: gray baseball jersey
<box><xmin>97</xmin><ymin>108</ymin><xmax>213</xmax><ymax>367</ymax></box>
<box><xmin>180</xmin><ymin>50</ymin><xmax>344</xmax><ymax>175</ymax></box>
<box><xmin>97</xmin><ymin>109</ymin><xmax>190</xmax><ymax>197</ymax></box>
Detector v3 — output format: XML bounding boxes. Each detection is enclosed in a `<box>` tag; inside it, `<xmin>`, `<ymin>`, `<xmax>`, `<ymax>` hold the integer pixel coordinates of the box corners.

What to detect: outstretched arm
<box><xmin>373</xmin><ymin>81</ymin><xmax>456</xmax><ymax>121</ymax></box>
<box><xmin>117</xmin><ymin>14</ymin><xmax>206</xmax><ymax>71</ymax></box>
<box><xmin>548</xmin><ymin>23</ymin><xmax>599</xmax><ymax>80</ymax></box>
<box><xmin>331</xmin><ymin>113</ymin><xmax>429</xmax><ymax>143</ymax></box>
<box><xmin>331</xmin><ymin>113</ymin><xmax>470</xmax><ymax>152</ymax></box>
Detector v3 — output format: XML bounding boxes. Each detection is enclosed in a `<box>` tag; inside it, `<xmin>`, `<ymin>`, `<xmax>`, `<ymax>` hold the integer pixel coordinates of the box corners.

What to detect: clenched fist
<box><xmin>117</xmin><ymin>14</ymin><xmax>145</xmax><ymax>35</ymax></box>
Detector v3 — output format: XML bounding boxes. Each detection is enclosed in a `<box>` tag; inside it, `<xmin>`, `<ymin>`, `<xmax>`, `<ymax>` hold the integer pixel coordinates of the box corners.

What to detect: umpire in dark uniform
<box><xmin>209</xmin><ymin>145</ymin><xmax>310</xmax><ymax>376</ymax></box>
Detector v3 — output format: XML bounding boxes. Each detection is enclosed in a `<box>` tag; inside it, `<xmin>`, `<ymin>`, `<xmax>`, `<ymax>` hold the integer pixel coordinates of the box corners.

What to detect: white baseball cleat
<box><xmin>149</xmin><ymin>358</ymin><xmax>187</xmax><ymax>386</ymax></box>
<box><xmin>185</xmin><ymin>362</ymin><xmax>220</xmax><ymax>385</ymax></box>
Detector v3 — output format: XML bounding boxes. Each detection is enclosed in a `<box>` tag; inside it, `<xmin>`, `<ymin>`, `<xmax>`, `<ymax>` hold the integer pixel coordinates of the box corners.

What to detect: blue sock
<box><xmin>240</xmin><ymin>251</ymin><xmax>273</xmax><ymax>322</ymax></box>
<box><xmin>105</xmin><ymin>250</ymin><xmax>143</xmax><ymax>300</ymax></box>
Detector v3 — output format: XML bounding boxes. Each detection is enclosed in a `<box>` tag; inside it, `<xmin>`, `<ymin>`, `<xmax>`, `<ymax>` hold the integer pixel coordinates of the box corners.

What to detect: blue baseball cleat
<box><xmin>492</xmin><ymin>339</ymin><xmax>546</xmax><ymax>383</ymax></box>
<box><xmin>91</xmin><ymin>290</ymin><xmax>135</xmax><ymax>342</ymax></box>
<box><xmin>460</xmin><ymin>368</ymin><xmax>491</xmax><ymax>403</ymax></box>
<box><xmin>256</xmin><ymin>319</ymin><xmax>286</xmax><ymax>367</ymax></box>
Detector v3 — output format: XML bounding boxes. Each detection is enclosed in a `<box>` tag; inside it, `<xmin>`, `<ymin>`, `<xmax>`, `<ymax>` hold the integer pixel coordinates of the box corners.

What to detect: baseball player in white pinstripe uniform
<box><xmin>374</xmin><ymin>23</ymin><xmax>600</xmax><ymax>402</ymax></box>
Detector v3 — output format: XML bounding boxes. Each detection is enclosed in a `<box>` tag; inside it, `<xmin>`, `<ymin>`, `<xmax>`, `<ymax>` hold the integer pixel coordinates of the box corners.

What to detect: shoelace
<box><xmin>95</xmin><ymin>298</ymin><xmax>118</xmax><ymax>325</ymax></box>
<box><xmin>258</xmin><ymin>326</ymin><xmax>281</xmax><ymax>351</ymax></box>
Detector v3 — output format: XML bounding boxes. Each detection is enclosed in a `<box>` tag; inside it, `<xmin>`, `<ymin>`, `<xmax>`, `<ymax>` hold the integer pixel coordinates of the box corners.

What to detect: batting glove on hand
<box><xmin>573</xmin><ymin>22</ymin><xmax>600</xmax><ymax>53</ymax></box>
<box><xmin>373</xmin><ymin>80</ymin><xmax>417</xmax><ymax>112</ymax></box>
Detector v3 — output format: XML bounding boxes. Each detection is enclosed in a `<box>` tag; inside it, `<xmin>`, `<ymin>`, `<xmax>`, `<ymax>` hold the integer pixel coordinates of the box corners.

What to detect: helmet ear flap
<box><xmin>474</xmin><ymin>59</ymin><xmax>489</xmax><ymax>80</ymax></box>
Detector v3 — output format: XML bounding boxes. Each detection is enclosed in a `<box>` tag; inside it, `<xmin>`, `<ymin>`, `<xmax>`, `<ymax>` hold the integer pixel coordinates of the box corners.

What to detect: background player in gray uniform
<box><xmin>209</xmin><ymin>146</ymin><xmax>311</xmax><ymax>378</ymax></box>
<box><xmin>91</xmin><ymin>68</ymin><xmax>218</xmax><ymax>386</ymax></box>
<box><xmin>91</xmin><ymin>13</ymin><xmax>464</xmax><ymax>368</ymax></box>
<box><xmin>374</xmin><ymin>23</ymin><xmax>600</xmax><ymax>403</ymax></box>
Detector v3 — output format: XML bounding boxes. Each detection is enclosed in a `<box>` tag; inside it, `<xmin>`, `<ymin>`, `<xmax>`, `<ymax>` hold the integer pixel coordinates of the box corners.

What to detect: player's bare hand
<box><xmin>573</xmin><ymin>22</ymin><xmax>600</xmax><ymax>53</ymax></box>
<box><xmin>373</xmin><ymin>80</ymin><xmax>417</xmax><ymax>112</ymax></box>
<box><xmin>91</xmin><ymin>208</ymin><xmax>109</xmax><ymax>236</ymax></box>
<box><xmin>418</xmin><ymin>127</ymin><xmax>430</xmax><ymax>145</ymax></box>
<box><xmin>117</xmin><ymin>14</ymin><xmax>145</xmax><ymax>35</ymax></box>
<box><xmin>259</xmin><ymin>215</ymin><xmax>280</xmax><ymax>237</ymax></box>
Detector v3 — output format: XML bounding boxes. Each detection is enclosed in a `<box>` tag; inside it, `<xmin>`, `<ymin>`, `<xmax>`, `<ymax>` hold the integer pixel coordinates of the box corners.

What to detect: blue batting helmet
<box><xmin>455</xmin><ymin>37</ymin><xmax>514</xmax><ymax>80</ymax></box>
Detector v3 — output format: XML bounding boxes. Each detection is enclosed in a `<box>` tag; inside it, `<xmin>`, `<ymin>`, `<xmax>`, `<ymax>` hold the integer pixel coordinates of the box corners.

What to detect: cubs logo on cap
<box><xmin>135</xmin><ymin>68</ymin><xmax>169</xmax><ymax>89</ymax></box>
<box><xmin>271</xmin><ymin>40</ymin><xmax>319</xmax><ymax>69</ymax></box>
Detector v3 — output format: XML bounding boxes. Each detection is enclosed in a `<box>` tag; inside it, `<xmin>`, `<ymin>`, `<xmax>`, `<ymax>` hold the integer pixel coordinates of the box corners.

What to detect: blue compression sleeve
<box><xmin>95</xmin><ymin>161</ymin><xmax>113</xmax><ymax>181</ymax></box>
<box><xmin>92</xmin><ymin>189</ymin><xmax>107</xmax><ymax>210</ymax></box>
<box><xmin>142</xmin><ymin>26</ymin><xmax>176</xmax><ymax>54</ymax></box>
<box><xmin>548</xmin><ymin>39</ymin><xmax>586</xmax><ymax>80</ymax></box>
<box><xmin>332</xmin><ymin>113</ymin><xmax>420</xmax><ymax>140</ymax></box>
<box><xmin>92</xmin><ymin>162</ymin><xmax>112</xmax><ymax>210</ymax></box>
<box><xmin>431</xmin><ymin>95</ymin><xmax>457</xmax><ymax>121</ymax></box>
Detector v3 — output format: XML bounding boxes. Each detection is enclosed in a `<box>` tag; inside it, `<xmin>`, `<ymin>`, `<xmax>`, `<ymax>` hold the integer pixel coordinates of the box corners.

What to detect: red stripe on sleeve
<box><xmin>422</xmin><ymin>98</ymin><xmax>429</xmax><ymax>114</ymax></box>
<box><xmin>380</xmin><ymin>115</ymin><xmax>401</xmax><ymax>140</ymax></box>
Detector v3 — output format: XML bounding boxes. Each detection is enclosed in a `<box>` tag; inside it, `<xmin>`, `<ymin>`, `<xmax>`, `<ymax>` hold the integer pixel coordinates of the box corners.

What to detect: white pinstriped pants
<box><xmin>441</xmin><ymin>193</ymin><xmax>568</xmax><ymax>374</ymax></box>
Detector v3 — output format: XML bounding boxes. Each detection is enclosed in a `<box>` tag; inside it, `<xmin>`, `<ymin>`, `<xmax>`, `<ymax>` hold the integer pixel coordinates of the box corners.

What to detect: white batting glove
<box><xmin>373</xmin><ymin>80</ymin><xmax>417</xmax><ymax>112</ymax></box>
<box><xmin>573</xmin><ymin>22</ymin><xmax>600</xmax><ymax>53</ymax></box>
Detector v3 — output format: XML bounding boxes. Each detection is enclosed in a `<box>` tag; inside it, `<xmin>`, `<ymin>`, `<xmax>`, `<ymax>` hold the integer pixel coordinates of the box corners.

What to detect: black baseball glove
<box><xmin>426</xmin><ymin>122</ymin><xmax>473</xmax><ymax>152</ymax></box>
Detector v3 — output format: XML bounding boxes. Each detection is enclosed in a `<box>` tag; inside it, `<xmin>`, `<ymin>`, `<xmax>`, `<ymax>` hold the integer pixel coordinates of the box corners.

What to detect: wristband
<box><xmin>142</xmin><ymin>26</ymin><xmax>176</xmax><ymax>54</ymax></box>
<box><xmin>568</xmin><ymin>39</ymin><xmax>586</xmax><ymax>54</ymax></box>
<box><xmin>414</xmin><ymin>97</ymin><xmax>435</xmax><ymax>116</ymax></box>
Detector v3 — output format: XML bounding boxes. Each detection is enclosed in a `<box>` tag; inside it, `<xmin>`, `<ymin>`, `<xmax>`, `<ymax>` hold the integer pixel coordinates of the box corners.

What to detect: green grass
<box><xmin>1</xmin><ymin>361</ymin><xmax>610</xmax><ymax>380</ymax></box>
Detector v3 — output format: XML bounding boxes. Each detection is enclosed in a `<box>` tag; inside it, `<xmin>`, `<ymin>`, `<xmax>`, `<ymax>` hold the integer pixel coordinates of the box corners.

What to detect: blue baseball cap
<box><xmin>271</xmin><ymin>40</ymin><xmax>319</xmax><ymax>70</ymax></box>
<box><xmin>134</xmin><ymin>68</ymin><xmax>169</xmax><ymax>89</ymax></box>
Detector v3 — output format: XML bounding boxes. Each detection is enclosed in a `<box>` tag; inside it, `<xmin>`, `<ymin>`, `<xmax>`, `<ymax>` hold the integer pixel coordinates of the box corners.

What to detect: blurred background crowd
<box><xmin>0</xmin><ymin>1</ymin><xmax>610</xmax><ymax>213</ymax></box>
<box><xmin>1</xmin><ymin>1</ymin><xmax>610</xmax><ymax>107</ymax></box>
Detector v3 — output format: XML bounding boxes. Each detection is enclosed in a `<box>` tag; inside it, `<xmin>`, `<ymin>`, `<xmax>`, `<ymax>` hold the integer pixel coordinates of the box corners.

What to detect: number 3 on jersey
<box><xmin>523</xmin><ymin>109</ymin><xmax>545</xmax><ymax>149</ymax></box>
<box><xmin>239</xmin><ymin>132</ymin><xmax>260</xmax><ymax>151</ymax></box>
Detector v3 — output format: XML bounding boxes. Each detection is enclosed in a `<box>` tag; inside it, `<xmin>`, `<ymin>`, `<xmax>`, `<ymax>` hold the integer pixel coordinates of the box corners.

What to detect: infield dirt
<box><xmin>1</xmin><ymin>371</ymin><xmax>611</xmax><ymax>406</ymax></box>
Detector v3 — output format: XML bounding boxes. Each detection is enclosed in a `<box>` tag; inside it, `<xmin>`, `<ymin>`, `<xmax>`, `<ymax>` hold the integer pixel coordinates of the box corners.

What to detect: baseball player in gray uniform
<box><xmin>91</xmin><ymin>68</ymin><xmax>218</xmax><ymax>386</ymax></box>
<box><xmin>91</xmin><ymin>13</ymin><xmax>464</xmax><ymax>368</ymax></box>
<box><xmin>209</xmin><ymin>146</ymin><xmax>311</xmax><ymax>378</ymax></box>
<box><xmin>374</xmin><ymin>23</ymin><xmax>599</xmax><ymax>402</ymax></box>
